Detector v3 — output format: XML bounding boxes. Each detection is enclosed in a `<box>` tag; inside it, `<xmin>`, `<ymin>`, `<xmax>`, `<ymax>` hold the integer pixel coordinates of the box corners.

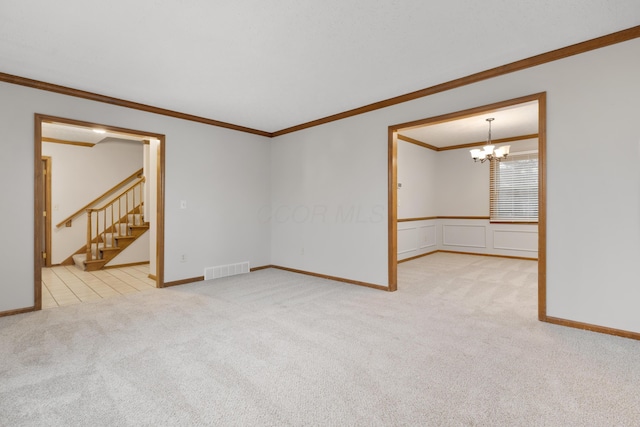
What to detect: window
<box><xmin>490</xmin><ymin>151</ymin><xmax>538</xmax><ymax>222</ymax></box>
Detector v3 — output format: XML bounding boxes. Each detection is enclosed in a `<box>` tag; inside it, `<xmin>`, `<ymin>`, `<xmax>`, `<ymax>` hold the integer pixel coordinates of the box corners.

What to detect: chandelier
<box><xmin>470</xmin><ymin>118</ymin><xmax>510</xmax><ymax>163</ymax></box>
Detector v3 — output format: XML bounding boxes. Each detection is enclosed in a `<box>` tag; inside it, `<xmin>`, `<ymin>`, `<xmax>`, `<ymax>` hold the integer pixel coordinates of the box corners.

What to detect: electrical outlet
<box><xmin>180</xmin><ymin>254</ymin><xmax>187</xmax><ymax>263</ymax></box>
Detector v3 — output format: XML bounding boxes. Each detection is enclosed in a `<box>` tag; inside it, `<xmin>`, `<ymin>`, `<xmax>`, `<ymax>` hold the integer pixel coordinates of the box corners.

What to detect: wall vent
<box><xmin>204</xmin><ymin>261</ymin><xmax>250</xmax><ymax>281</ymax></box>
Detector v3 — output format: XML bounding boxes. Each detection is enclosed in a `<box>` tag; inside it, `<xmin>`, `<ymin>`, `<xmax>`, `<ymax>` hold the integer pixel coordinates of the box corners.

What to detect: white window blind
<box><xmin>490</xmin><ymin>151</ymin><xmax>538</xmax><ymax>222</ymax></box>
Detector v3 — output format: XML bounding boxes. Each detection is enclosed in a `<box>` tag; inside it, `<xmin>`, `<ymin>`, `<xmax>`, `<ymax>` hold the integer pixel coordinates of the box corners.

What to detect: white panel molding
<box><xmin>419</xmin><ymin>225</ymin><xmax>437</xmax><ymax>249</ymax></box>
<box><xmin>493</xmin><ymin>229</ymin><xmax>538</xmax><ymax>252</ymax></box>
<box><xmin>442</xmin><ymin>224</ymin><xmax>487</xmax><ymax>248</ymax></box>
<box><xmin>398</xmin><ymin>227</ymin><xmax>418</xmax><ymax>254</ymax></box>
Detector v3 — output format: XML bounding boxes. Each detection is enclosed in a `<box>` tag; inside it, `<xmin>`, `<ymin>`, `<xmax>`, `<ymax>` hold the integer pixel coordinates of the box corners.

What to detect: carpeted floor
<box><xmin>1</xmin><ymin>253</ymin><xmax>639</xmax><ymax>426</ymax></box>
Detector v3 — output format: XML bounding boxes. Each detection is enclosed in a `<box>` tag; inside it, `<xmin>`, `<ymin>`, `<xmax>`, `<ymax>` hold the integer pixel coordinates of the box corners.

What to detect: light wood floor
<box><xmin>41</xmin><ymin>264</ymin><xmax>157</xmax><ymax>309</ymax></box>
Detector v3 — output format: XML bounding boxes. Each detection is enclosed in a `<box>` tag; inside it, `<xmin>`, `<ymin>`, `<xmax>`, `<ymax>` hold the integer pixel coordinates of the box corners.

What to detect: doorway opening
<box><xmin>34</xmin><ymin>114</ymin><xmax>166</xmax><ymax>310</ymax></box>
<box><xmin>387</xmin><ymin>92</ymin><xmax>547</xmax><ymax>320</ymax></box>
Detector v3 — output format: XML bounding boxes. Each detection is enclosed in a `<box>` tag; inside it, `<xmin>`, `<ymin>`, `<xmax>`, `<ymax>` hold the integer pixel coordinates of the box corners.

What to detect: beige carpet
<box><xmin>1</xmin><ymin>253</ymin><xmax>639</xmax><ymax>425</ymax></box>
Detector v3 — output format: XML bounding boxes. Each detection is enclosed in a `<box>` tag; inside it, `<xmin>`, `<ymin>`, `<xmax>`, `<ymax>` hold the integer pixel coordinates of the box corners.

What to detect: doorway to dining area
<box><xmin>387</xmin><ymin>93</ymin><xmax>546</xmax><ymax>320</ymax></box>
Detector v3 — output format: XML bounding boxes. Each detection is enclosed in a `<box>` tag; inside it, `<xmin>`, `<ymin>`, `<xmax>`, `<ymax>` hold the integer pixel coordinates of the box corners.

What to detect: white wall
<box><xmin>436</xmin><ymin>147</ymin><xmax>489</xmax><ymax>216</ymax></box>
<box><xmin>397</xmin><ymin>140</ymin><xmax>437</xmax><ymax>218</ymax></box>
<box><xmin>42</xmin><ymin>140</ymin><xmax>144</xmax><ymax>264</ymax></box>
<box><xmin>270</xmin><ymin>38</ymin><xmax>640</xmax><ymax>333</ymax></box>
<box><xmin>270</xmin><ymin>122</ymin><xmax>387</xmax><ymax>284</ymax></box>
<box><xmin>0</xmin><ymin>82</ymin><xmax>271</xmax><ymax>312</ymax></box>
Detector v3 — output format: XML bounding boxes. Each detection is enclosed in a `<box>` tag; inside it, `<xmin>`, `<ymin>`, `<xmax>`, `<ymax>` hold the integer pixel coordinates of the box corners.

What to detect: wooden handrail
<box><xmin>86</xmin><ymin>179</ymin><xmax>145</xmax><ymax>262</ymax></box>
<box><xmin>56</xmin><ymin>168</ymin><xmax>143</xmax><ymax>228</ymax></box>
<box><xmin>86</xmin><ymin>177</ymin><xmax>146</xmax><ymax>212</ymax></box>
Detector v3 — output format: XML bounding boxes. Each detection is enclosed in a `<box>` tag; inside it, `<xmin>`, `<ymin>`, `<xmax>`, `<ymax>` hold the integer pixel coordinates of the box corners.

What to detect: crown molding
<box><xmin>438</xmin><ymin>134</ymin><xmax>539</xmax><ymax>151</ymax></box>
<box><xmin>397</xmin><ymin>133</ymin><xmax>539</xmax><ymax>151</ymax></box>
<box><xmin>1</xmin><ymin>25</ymin><xmax>638</xmax><ymax>138</ymax></box>
<box><xmin>271</xmin><ymin>25</ymin><xmax>640</xmax><ymax>136</ymax></box>
<box><xmin>396</xmin><ymin>134</ymin><xmax>439</xmax><ymax>150</ymax></box>
<box><xmin>0</xmin><ymin>71</ymin><xmax>272</xmax><ymax>137</ymax></box>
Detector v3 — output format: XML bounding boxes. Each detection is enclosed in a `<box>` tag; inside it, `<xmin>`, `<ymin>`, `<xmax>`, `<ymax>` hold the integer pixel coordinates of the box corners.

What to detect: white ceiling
<box><xmin>400</xmin><ymin>101</ymin><xmax>538</xmax><ymax>148</ymax></box>
<box><xmin>42</xmin><ymin>122</ymin><xmax>145</xmax><ymax>144</ymax></box>
<box><xmin>1</xmin><ymin>1</ymin><xmax>638</xmax><ymax>133</ymax></box>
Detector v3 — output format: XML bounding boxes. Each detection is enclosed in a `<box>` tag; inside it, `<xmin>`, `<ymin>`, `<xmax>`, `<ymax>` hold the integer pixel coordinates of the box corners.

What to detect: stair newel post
<box><xmin>86</xmin><ymin>209</ymin><xmax>93</xmax><ymax>262</ymax></box>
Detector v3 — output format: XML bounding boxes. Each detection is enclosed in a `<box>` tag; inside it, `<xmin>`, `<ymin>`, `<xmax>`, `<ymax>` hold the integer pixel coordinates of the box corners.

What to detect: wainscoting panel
<box><xmin>398</xmin><ymin>227</ymin><xmax>418</xmax><ymax>255</ymax></box>
<box><xmin>442</xmin><ymin>225</ymin><xmax>487</xmax><ymax>248</ymax></box>
<box><xmin>419</xmin><ymin>225</ymin><xmax>437</xmax><ymax>249</ymax></box>
<box><xmin>399</xmin><ymin>218</ymin><xmax>537</xmax><ymax>260</ymax></box>
<box><xmin>493</xmin><ymin>229</ymin><xmax>538</xmax><ymax>252</ymax></box>
<box><xmin>397</xmin><ymin>220</ymin><xmax>437</xmax><ymax>261</ymax></box>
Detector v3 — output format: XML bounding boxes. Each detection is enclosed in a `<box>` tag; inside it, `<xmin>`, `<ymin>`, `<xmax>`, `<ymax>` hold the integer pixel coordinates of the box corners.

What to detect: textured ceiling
<box><xmin>1</xmin><ymin>1</ymin><xmax>639</xmax><ymax>133</ymax></box>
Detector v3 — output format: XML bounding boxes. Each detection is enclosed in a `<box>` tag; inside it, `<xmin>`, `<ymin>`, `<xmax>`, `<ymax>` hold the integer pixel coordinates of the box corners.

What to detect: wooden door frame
<box><xmin>34</xmin><ymin>114</ymin><xmax>166</xmax><ymax>310</ymax></box>
<box><xmin>41</xmin><ymin>156</ymin><xmax>52</xmax><ymax>268</ymax></box>
<box><xmin>387</xmin><ymin>92</ymin><xmax>547</xmax><ymax>320</ymax></box>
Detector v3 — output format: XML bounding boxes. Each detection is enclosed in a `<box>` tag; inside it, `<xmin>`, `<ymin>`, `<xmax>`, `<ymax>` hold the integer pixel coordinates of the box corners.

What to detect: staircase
<box><xmin>65</xmin><ymin>176</ymin><xmax>148</xmax><ymax>271</ymax></box>
<box><xmin>72</xmin><ymin>212</ymin><xmax>149</xmax><ymax>271</ymax></box>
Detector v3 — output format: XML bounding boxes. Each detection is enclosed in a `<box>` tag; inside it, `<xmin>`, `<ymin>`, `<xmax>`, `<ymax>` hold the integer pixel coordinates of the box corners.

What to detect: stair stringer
<box><xmin>60</xmin><ymin>207</ymin><xmax>144</xmax><ymax>267</ymax></box>
<box><xmin>73</xmin><ymin>223</ymin><xmax>150</xmax><ymax>271</ymax></box>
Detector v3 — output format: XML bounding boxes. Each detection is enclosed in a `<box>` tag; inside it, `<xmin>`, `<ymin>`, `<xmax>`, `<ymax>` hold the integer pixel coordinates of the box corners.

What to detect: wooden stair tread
<box><xmin>66</xmin><ymin>204</ymin><xmax>149</xmax><ymax>271</ymax></box>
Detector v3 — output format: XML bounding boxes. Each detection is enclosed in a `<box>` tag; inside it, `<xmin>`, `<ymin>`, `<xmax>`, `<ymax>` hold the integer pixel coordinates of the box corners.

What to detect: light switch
<box><xmin>180</xmin><ymin>200</ymin><xmax>187</xmax><ymax>209</ymax></box>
